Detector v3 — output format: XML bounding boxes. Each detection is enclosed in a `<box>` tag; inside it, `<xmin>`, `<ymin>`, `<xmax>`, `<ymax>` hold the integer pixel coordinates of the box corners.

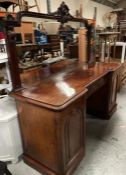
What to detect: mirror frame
<box><xmin>2</xmin><ymin>3</ymin><xmax>93</xmax><ymax>91</ymax></box>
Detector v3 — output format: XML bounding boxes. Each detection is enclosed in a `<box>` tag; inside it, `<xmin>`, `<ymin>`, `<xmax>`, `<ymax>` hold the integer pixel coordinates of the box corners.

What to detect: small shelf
<box><xmin>0</xmin><ymin>53</ymin><xmax>8</xmax><ymax>63</ymax></box>
<box><xmin>0</xmin><ymin>52</ymin><xmax>12</xmax><ymax>94</ymax></box>
<box><xmin>0</xmin><ymin>58</ymin><xmax>8</xmax><ymax>64</ymax></box>
<box><xmin>0</xmin><ymin>83</ymin><xmax>12</xmax><ymax>91</ymax></box>
<box><xmin>14</xmin><ymin>21</ymin><xmax>35</xmax><ymax>44</ymax></box>
<box><xmin>0</xmin><ymin>11</ymin><xmax>16</xmax><ymax>18</ymax></box>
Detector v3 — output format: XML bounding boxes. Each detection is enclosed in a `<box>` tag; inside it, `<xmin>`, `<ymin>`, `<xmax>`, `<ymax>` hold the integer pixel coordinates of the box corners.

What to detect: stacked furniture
<box><xmin>120</xmin><ymin>60</ymin><xmax>126</xmax><ymax>87</ymax></box>
<box><xmin>110</xmin><ymin>9</ymin><xmax>126</xmax><ymax>89</ymax></box>
<box><xmin>47</xmin><ymin>34</ymin><xmax>60</xmax><ymax>55</ymax></box>
<box><xmin>0</xmin><ymin>96</ymin><xmax>23</xmax><ymax>163</ymax></box>
<box><xmin>0</xmin><ymin>21</ymin><xmax>23</xmax><ymax>163</ymax></box>
<box><xmin>111</xmin><ymin>41</ymin><xmax>126</xmax><ymax>90</ymax></box>
<box><xmin>14</xmin><ymin>21</ymin><xmax>35</xmax><ymax>44</ymax></box>
<box><xmin>0</xmin><ymin>32</ymin><xmax>12</xmax><ymax>97</ymax></box>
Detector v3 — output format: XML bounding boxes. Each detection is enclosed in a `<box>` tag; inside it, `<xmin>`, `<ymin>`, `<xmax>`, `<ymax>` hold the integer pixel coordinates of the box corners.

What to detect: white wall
<box><xmin>21</xmin><ymin>0</ymin><xmax>113</xmax><ymax>27</ymax></box>
<box><xmin>41</xmin><ymin>0</ymin><xmax>79</xmax><ymax>15</ymax></box>
<box><xmin>76</xmin><ymin>0</ymin><xmax>113</xmax><ymax>27</ymax></box>
<box><xmin>5</xmin><ymin>0</ymin><xmax>78</xmax><ymax>15</ymax></box>
<box><xmin>1</xmin><ymin>0</ymin><xmax>113</xmax><ymax>27</ymax></box>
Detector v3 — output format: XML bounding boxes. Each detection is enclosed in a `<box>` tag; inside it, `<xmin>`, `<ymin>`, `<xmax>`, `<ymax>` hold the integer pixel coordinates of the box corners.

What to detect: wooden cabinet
<box><xmin>14</xmin><ymin>22</ymin><xmax>35</xmax><ymax>44</ymax></box>
<box><xmin>47</xmin><ymin>35</ymin><xmax>60</xmax><ymax>54</ymax></box>
<box><xmin>16</xmin><ymin>96</ymin><xmax>86</xmax><ymax>175</ymax></box>
<box><xmin>111</xmin><ymin>60</ymin><xmax>126</xmax><ymax>91</ymax></box>
<box><xmin>87</xmin><ymin>67</ymin><xmax>119</xmax><ymax>119</ymax></box>
<box><xmin>121</xmin><ymin>61</ymin><xmax>126</xmax><ymax>86</ymax></box>
<box><xmin>2</xmin><ymin>9</ymin><xmax>121</xmax><ymax>175</ymax></box>
<box><xmin>0</xmin><ymin>11</ymin><xmax>16</xmax><ymax>18</ymax></box>
<box><xmin>12</xmin><ymin>60</ymin><xmax>121</xmax><ymax>175</ymax></box>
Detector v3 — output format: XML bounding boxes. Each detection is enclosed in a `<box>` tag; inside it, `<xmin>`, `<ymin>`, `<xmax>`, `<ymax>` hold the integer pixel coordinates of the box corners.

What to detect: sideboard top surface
<box><xmin>12</xmin><ymin>60</ymin><xmax>121</xmax><ymax>110</ymax></box>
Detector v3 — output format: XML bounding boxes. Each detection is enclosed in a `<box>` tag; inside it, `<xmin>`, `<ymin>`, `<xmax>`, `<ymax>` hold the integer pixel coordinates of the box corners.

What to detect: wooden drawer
<box><xmin>51</xmin><ymin>42</ymin><xmax>60</xmax><ymax>47</ymax></box>
<box><xmin>86</xmin><ymin>77</ymin><xmax>106</xmax><ymax>98</ymax></box>
<box><xmin>48</xmin><ymin>35</ymin><xmax>60</xmax><ymax>39</ymax></box>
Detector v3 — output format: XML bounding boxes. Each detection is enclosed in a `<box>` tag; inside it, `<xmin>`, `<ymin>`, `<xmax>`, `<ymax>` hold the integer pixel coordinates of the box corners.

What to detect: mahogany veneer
<box><xmin>12</xmin><ymin>60</ymin><xmax>121</xmax><ymax>175</ymax></box>
<box><xmin>2</xmin><ymin>7</ymin><xmax>121</xmax><ymax>175</ymax></box>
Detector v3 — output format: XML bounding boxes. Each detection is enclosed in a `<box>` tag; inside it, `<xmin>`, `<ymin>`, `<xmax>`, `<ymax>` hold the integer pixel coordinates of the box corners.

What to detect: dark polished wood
<box><xmin>16</xmin><ymin>43</ymin><xmax>51</xmax><ymax>54</ymax></box>
<box><xmin>5</xmin><ymin>26</ymin><xmax>22</xmax><ymax>90</ymax></box>
<box><xmin>2</xmin><ymin>9</ymin><xmax>91</xmax><ymax>91</ymax></box>
<box><xmin>1</xmin><ymin>4</ymin><xmax>121</xmax><ymax>175</ymax></box>
<box><xmin>11</xmin><ymin>60</ymin><xmax>121</xmax><ymax>175</ymax></box>
<box><xmin>16</xmin><ymin>95</ymin><xmax>86</xmax><ymax>175</ymax></box>
<box><xmin>13</xmin><ymin>60</ymin><xmax>120</xmax><ymax>110</ymax></box>
<box><xmin>69</xmin><ymin>44</ymin><xmax>78</xmax><ymax>58</ymax></box>
<box><xmin>87</xmin><ymin>71</ymin><xmax>118</xmax><ymax>119</ymax></box>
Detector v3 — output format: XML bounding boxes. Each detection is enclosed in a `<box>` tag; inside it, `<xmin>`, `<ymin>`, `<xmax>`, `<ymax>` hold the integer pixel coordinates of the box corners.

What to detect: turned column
<box><xmin>78</xmin><ymin>27</ymin><xmax>87</xmax><ymax>64</ymax></box>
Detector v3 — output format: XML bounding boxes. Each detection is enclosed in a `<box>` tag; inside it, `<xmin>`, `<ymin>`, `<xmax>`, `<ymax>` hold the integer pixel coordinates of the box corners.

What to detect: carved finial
<box><xmin>57</xmin><ymin>1</ymin><xmax>69</xmax><ymax>16</ymax></box>
<box><xmin>50</xmin><ymin>1</ymin><xmax>73</xmax><ymax>23</ymax></box>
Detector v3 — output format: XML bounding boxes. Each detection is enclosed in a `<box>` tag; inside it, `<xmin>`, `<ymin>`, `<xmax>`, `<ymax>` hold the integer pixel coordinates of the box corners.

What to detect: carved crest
<box><xmin>50</xmin><ymin>1</ymin><xmax>74</xmax><ymax>23</ymax></box>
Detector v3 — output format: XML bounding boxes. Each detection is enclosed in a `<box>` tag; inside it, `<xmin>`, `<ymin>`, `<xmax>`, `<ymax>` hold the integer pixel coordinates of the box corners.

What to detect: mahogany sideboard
<box><xmin>1</xmin><ymin>7</ymin><xmax>121</xmax><ymax>175</ymax></box>
<box><xmin>11</xmin><ymin>59</ymin><xmax>121</xmax><ymax>175</ymax></box>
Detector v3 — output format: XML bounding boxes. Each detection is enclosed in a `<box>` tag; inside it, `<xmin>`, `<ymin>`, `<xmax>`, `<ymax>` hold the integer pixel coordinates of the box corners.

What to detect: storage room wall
<box><xmin>76</xmin><ymin>0</ymin><xmax>113</xmax><ymax>27</ymax></box>
<box><xmin>6</xmin><ymin>0</ymin><xmax>77</xmax><ymax>16</ymax></box>
<box><xmin>1</xmin><ymin>0</ymin><xmax>113</xmax><ymax>27</ymax></box>
<box><xmin>20</xmin><ymin>0</ymin><xmax>113</xmax><ymax>27</ymax></box>
<box><xmin>36</xmin><ymin>0</ymin><xmax>113</xmax><ymax>27</ymax></box>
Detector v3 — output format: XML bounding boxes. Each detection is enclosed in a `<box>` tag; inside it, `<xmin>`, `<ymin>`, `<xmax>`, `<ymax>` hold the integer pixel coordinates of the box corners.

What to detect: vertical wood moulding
<box><xmin>78</xmin><ymin>28</ymin><xmax>87</xmax><ymax>63</ymax></box>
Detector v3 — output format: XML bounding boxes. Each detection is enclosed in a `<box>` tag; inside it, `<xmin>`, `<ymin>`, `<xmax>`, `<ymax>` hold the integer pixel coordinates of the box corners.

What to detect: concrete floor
<box><xmin>8</xmin><ymin>85</ymin><xmax>126</xmax><ymax>175</ymax></box>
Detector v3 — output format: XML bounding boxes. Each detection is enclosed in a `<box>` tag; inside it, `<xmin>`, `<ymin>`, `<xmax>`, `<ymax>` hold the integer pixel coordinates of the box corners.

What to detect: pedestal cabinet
<box><xmin>15</xmin><ymin>96</ymin><xmax>86</xmax><ymax>175</ymax></box>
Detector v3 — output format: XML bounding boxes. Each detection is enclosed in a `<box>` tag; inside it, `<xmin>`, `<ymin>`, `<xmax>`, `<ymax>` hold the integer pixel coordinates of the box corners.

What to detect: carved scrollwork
<box><xmin>50</xmin><ymin>1</ymin><xmax>74</xmax><ymax>23</ymax></box>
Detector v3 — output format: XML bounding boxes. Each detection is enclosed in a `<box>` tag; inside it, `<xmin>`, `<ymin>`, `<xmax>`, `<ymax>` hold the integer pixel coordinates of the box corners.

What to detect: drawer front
<box><xmin>86</xmin><ymin>77</ymin><xmax>106</xmax><ymax>98</ymax></box>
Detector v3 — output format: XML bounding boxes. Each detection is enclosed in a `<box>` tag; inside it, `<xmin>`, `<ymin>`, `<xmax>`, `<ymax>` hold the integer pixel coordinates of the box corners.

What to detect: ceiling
<box><xmin>91</xmin><ymin>0</ymin><xmax>126</xmax><ymax>9</ymax></box>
